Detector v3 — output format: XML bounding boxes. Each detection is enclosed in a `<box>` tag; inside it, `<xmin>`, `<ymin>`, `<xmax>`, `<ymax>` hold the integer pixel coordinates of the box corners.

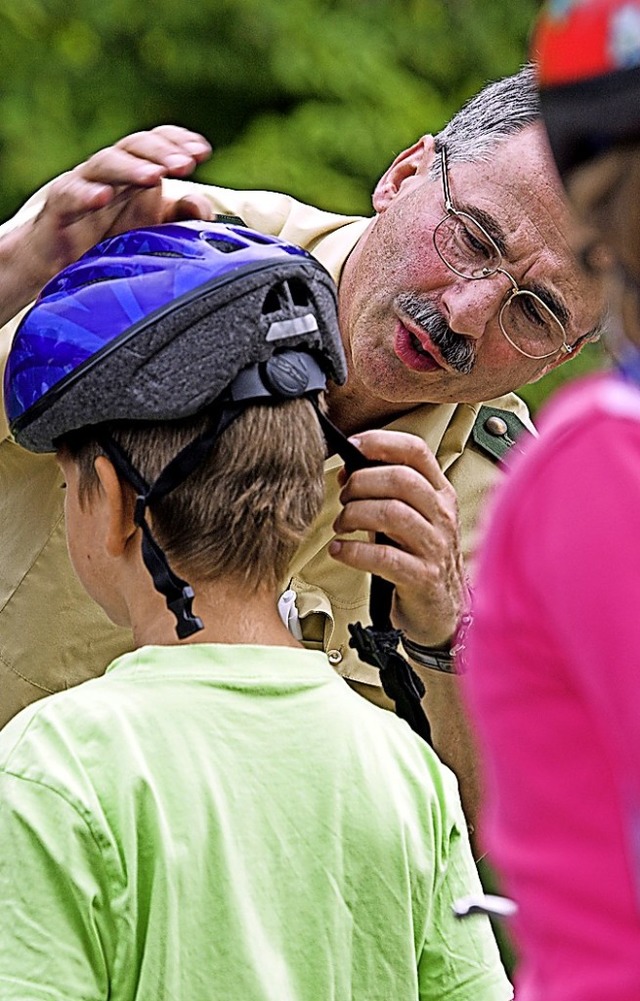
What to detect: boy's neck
<box><xmin>127</xmin><ymin>576</ymin><xmax>301</xmax><ymax>651</ymax></box>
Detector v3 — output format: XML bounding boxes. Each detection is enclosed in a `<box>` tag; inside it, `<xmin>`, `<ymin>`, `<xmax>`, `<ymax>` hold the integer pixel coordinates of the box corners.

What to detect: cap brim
<box><xmin>541</xmin><ymin>64</ymin><xmax>640</xmax><ymax>177</ymax></box>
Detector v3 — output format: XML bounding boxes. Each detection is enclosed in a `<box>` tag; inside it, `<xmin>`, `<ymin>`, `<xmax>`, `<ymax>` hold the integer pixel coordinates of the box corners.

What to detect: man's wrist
<box><xmin>402</xmin><ymin>611</ymin><xmax>473</xmax><ymax>675</ymax></box>
<box><xmin>402</xmin><ymin>635</ymin><xmax>457</xmax><ymax>673</ymax></box>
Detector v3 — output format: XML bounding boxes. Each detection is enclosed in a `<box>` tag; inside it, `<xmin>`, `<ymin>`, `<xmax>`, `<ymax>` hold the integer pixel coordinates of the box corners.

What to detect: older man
<box><xmin>0</xmin><ymin>67</ymin><xmax>603</xmax><ymax>826</ymax></box>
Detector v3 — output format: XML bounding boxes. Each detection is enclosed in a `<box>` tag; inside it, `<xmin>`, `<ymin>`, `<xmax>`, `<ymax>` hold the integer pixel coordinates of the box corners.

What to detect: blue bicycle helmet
<box><xmin>6</xmin><ymin>220</ymin><xmax>346</xmax><ymax>452</ymax></box>
<box><xmin>5</xmin><ymin>220</ymin><xmax>350</xmax><ymax>638</ymax></box>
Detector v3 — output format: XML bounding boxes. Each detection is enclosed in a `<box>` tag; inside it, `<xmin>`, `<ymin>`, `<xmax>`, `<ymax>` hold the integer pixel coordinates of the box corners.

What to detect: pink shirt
<box><xmin>465</xmin><ymin>373</ymin><xmax>640</xmax><ymax>1001</ymax></box>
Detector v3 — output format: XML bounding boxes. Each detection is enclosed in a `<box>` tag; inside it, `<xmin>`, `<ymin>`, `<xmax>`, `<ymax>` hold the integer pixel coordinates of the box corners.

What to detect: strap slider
<box><xmin>134</xmin><ymin>494</ymin><xmax>147</xmax><ymax>526</ymax></box>
<box><xmin>168</xmin><ymin>586</ymin><xmax>204</xmax><ymax>639</ymax></box>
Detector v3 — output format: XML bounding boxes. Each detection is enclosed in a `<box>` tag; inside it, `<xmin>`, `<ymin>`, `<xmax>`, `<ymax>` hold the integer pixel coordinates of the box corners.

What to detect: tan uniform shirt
<box><xmin>0</xmin><ymin>182</ymin><xmax>533</xmax><ymax>726</ymax></box>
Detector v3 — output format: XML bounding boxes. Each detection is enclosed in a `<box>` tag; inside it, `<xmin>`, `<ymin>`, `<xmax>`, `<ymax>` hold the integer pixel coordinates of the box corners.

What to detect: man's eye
<box><xmin>460</xmin><ymin>224</ymin><xmax>493</xmax><ymax>259</ymax></box>
<box><xmin>518</xmin><ymin>296</ymin><xmax>546</xmax><ymax>329</ymax></box>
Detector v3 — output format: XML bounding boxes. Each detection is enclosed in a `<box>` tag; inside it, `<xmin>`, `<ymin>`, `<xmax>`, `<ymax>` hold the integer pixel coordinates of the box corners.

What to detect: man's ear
<box><xmin>94</xmin><ymin>455</ymin><xmax>137</xmax><ymax>558</ymax></box>
<box><xmin>373</xmin><ymin>135</ymin><xmax>436</xmax><ymax>213</ymax></box>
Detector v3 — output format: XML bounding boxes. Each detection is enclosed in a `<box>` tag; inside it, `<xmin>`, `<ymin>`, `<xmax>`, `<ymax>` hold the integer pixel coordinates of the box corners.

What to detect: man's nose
<box><xmin>440</xmin><ymin>276</ymin><xmax>506</xmax><ymax>339</ymax></box>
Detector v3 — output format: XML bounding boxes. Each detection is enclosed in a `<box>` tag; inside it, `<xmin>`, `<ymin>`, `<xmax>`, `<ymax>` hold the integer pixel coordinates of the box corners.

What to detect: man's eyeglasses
<box><xmin>432</xmin><ymin>145</ymin><xmax>573</xmax><ymax>361</ymax></box>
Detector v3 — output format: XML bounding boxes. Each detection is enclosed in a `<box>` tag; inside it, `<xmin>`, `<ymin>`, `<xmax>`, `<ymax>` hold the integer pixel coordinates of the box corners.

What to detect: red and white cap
<box><xmin>532</xmin><ymin>0</ymin><xmax>640</xmax><ymax>175</ymax></box>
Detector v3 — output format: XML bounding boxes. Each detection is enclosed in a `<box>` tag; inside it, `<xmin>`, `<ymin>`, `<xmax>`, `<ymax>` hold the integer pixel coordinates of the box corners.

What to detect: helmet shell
<box><xmin>5</xmin><ymin>221</ymin><xmax>346</xmax><ymax>452</ymax></box>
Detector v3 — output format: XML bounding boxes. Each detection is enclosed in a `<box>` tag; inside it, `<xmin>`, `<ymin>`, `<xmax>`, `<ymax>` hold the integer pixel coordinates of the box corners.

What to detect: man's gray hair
<box><xmin>433</xmin><ymin>64</ymin><xmax>540</xmax><ymax>170</ymax></box>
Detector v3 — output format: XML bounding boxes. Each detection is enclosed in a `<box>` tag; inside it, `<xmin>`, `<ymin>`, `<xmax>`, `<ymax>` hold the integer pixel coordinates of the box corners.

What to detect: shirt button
<box><xmin>484</xmin><ymin>415</ymin><xmax>509</xmax><ymax>437</ymax></box>
<box><xmin>327</xmin><ymin>649</ymin><xmax>343</xmax><ymax>665</ymax></box>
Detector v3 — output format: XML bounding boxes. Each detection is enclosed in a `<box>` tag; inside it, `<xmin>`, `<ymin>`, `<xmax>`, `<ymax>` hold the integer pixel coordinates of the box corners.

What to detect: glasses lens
<box><xmin>501</xmin><ymin>291</ymin><xmax>566</xmax><ymax>358</ymax></box>
<box><xmin>434</xmin><ymin>212</ymin><xmax>501</xmax><ymax>279</ymax></box>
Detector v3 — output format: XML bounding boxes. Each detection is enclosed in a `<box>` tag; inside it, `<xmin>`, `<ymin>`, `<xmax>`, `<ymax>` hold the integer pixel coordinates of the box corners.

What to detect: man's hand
<box><xmin>330</xmin><ymin>428</ymin><xmax>484</xmax><ymax>840</ymax></box>
<box><xmin>1</xmin><ymin>125</ymin><xmax>213</xmax><ymax>317</ymax></box>
<box><xmin>329</xmin><ymin>429</ymin><xmax>465</xmax><ymax>648</ymax></box>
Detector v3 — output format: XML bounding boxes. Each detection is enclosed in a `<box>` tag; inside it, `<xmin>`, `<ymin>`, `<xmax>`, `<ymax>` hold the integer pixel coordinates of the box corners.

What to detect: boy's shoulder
<box><xmin>0</xmin><ymin>670</ymin><xmax>114</xmax><ymax>776</ymax></box>
<box><xmin>335</xmin><ymin>679</ymin><xmax>468</xmax><ymax>830</ymax></box>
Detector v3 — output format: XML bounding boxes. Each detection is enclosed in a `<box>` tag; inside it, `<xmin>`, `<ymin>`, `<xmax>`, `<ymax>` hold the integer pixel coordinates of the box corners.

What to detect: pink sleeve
<box><xmin>517</xmin><ymin>419</ymin><xmax>640</xmax><ymax>781</ymax></box>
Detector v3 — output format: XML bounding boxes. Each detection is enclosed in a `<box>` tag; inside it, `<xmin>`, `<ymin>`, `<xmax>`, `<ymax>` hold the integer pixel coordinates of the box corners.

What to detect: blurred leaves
<box><xmin>0</xmin><ymin>0</ymin><xmax>539</xmax><ymax>218</ymax></box>
<box><xmin>519</xmin><ymin>340</ymin><xmax>612</xmax><ymax>416</ymax></box>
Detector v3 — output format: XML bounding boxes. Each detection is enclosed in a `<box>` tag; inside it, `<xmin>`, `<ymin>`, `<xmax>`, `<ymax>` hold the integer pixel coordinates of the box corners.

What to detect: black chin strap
<box><xmin>98</xmin><ymin>420</ymin><xmax>233</xmax><ymax>639</ymax></box>
<box><xmin>99</xmin><ymin>400</ymin><xmax>253</xmax><ymax>638</ymax></box>
<box><xmin>313</xmin><ymin>406</ymin><xmax>431</xmax><ymax>745</ymax></box>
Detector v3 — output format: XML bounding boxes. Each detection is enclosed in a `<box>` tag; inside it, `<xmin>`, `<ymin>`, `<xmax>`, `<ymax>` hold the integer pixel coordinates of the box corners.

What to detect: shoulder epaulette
<box><xmin>471</xmin><ymin>404</ymin><xmax>535</xmax><ymax>462</ymax></box>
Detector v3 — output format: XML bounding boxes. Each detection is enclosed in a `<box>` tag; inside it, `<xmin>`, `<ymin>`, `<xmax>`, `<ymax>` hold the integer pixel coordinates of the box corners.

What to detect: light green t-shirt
<box><xmin>0</xmin><ymin>643</ymin><xmax>511</xmax><ymax>1001</ymax></box>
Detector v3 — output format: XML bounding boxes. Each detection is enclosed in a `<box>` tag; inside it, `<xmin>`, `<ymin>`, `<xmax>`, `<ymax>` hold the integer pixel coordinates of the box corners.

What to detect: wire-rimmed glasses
<box><xmin>432</xmin><ymin>145</ymin><xmax>573</xmax><ymax>360</ymax></box>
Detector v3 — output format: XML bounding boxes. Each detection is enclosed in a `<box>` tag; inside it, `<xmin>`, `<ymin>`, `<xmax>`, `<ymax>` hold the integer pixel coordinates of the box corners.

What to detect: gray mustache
<box><xmin>396</xmin><ymin>294</ymin><xmax>476</xmax><ymax>375</ymax></box>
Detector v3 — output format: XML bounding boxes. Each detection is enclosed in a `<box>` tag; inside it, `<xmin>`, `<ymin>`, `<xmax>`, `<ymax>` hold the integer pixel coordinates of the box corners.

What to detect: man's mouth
<box><xmin>394</xmin><ymin>321</ymin><xmax>446</xmax><ymax>372</ymax></box>
<box><xmin>394</xmin><ymin>293</ymin><xmax>477</xmax><ymax>375</ymax></box>
<box><xmin>409</xmin><ymin>330</ymin><xmax>433</xmax><ymax>357</ymax></box>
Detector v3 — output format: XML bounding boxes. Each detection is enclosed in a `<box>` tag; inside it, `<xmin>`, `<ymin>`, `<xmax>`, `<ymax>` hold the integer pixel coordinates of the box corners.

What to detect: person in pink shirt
<box><xmin>464</xmin><ymin>1</ymin><xmax>640</xmax><ymax>999</ymax></box>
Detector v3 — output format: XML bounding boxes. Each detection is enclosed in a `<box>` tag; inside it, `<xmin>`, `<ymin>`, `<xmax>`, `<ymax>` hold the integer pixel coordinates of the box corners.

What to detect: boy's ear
<box><xmin>94</xmin><ymin>455</ymin><xmax>137</xmax><ymax>557</ymax></box>
<box><xmin>372</xmin><ymin>135</ymin><xmax>437</xmax><ymax>213</ymax></box>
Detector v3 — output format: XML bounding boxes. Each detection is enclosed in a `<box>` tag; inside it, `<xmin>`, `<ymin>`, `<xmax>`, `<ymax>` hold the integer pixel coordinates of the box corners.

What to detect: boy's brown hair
<box><xmin>63</xmin><ymin>398</ymin><xmax>326</xmax><ymax>591</ymax></box>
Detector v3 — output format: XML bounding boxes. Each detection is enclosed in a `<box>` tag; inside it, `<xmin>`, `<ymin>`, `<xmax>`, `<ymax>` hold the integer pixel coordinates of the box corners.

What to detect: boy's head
<box><xmin>61</xmin><ymin>401</ymin><xmax>326</xmax><ymax>600</ymax></box>
<box><xmin>5</xmin><ymin>221</ymin><xmax>347</xmax><ymax>636</ymax></box>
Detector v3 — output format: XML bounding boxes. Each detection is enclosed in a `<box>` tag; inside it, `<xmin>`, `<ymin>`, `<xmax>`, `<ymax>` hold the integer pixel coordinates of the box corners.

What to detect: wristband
<box><xmin>402</xmin><ymin>612</ymin><xmax>473</xmax><ymax>675</ymax></box>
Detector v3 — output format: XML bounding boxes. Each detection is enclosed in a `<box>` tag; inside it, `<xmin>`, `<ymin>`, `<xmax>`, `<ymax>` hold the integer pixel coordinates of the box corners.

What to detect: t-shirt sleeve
<box><xmin>0</xmin><ymin>771</ymin><xmax>114</xmax><ymax>1000</ymax></box>
<box><xmin>417</xmin><ymin>793</ymin><xmax>513</xmax><ymax>1001</ymax></box>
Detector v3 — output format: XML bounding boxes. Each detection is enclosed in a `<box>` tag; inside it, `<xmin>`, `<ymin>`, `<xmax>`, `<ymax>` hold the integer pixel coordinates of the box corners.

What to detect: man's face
<box><xmin>337</xmin><ymin>124</ymin><xmax>605</xmax><ymax>414</ymax></box>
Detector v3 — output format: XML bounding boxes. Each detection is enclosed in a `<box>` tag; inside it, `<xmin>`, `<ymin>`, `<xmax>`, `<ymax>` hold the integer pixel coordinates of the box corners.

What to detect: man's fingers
<box><xmin>333</xmin><ymin>428</ymin><xmax>464</xmax><ymax>647</ymax></box>
<box><xmin>78</xmin><ymin>146</ymin><xmax>168</xmax><ymax>187</ymax></box>
<box><xmin>41</xmin><ymin>175</ymin><xmax>116</xmax><ymax>224</ymax></box>
<box><xmin>329</xmin><ymin>536</ymin><xmax>427</xmax><ymax>589</ymax></box>
<box><xmin>116</xmin><ymin>127</ymin><xmax>211</xmax><ymax>174</ymax></box>
<box><xmin>334</xmin><ymin>497</ymin><xmax>444</xmax><ymax>557</ymax></box>
<box><xmin>349</xmin><ymin>428</ymin><xmax>449</xmax><ymax>491</ymax></box>
<box><xmin>339</xmin><ymin>464</ymin><xmax>455</xmax><ymax>524</ymax></box>
<box><xmin>74</xmin><ymin>127</ymin><xmax>211</xmax><ymax>188</ymax></box>
<box><xmin>147</xmin><ymin>125</ymin><xmax>212</xmax><ymax>161</ymax></box>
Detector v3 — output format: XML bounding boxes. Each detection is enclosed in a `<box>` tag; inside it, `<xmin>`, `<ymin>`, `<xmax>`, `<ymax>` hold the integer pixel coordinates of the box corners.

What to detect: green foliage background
<box><xmin>0</xmin><ymin>0</ymin><xmax>606</xmax><ymax>407</ymax></box>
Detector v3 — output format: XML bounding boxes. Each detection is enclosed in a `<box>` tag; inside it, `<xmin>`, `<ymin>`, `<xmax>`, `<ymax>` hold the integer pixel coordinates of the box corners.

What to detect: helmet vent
<box><xmin>288</xmin><ymin>278</ymin><xmax>312</xmax><ymax>307</ymax></box>
<box><xmin>204</xmin><ymin>237</ymin><xmax>242</xmax><ymax>254</ymax></box>
<box><xmin>262</xmin><ymin>279</ymin><xmax>312</xmax><ymax>316</ymax></box>
<box><xmin>142</xmin><ymin>251</ymin><xmax>184</xmax><ymax>258</ymax></box>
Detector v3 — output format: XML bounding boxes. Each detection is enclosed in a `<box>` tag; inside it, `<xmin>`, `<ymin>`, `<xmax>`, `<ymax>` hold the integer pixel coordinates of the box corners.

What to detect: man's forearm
<box><xmin>0</xmin><ymin>222</ymin><xmax>50</xmax><ymax>327</ymax></box>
